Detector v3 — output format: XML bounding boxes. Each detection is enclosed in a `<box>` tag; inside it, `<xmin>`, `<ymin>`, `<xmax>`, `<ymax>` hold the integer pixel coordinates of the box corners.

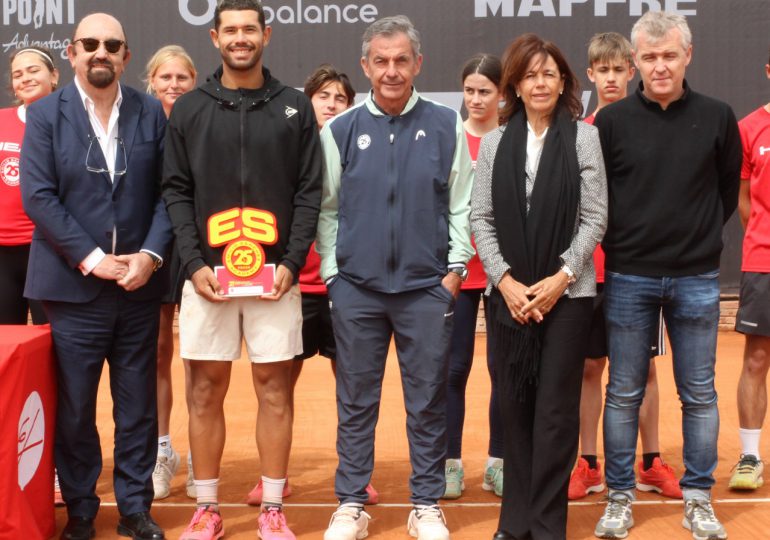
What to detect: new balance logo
<box><xmin>285</xmin><ymin>106</ymin><xmax>298</xmax><ymax>119</ymax></box>
<box><xmin>760</xmin><ymin>146</ymin><xmax>770</xmax><ymax>156</ymax></box>
<box><xmin>415</xmin><ymin>130</ymin><xmax>426</xmax><ymax>141</ymax></box>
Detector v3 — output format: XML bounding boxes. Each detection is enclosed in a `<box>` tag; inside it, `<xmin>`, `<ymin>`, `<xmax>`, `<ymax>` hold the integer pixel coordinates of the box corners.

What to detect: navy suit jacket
<box><xmin>20</xmin><ymin>82</ymin><xmax>172</xmax><ymax>303</ymax></box>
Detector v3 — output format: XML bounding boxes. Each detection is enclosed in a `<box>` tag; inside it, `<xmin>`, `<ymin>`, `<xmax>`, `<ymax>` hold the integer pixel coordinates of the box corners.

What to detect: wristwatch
<box><xmin>145</xmin><ymin>251</ymin><xmax>163</xmax><ymax>272</ymax></box>
<box><xmin>448</xmin><ymin>266</ymin><xmax>469</xmax><ymax>282</ymax></box>
<box><xmin>560</xmin><ymin>264</ymin><xmax>576</xmax><ymax>284</ymax></box>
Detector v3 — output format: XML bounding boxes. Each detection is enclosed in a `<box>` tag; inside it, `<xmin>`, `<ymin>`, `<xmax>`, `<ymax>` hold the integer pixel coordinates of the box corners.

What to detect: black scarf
<box><xmin>487</xmin><ymin>107</ymin><xmax>579</xmax><ymax>400</ymax></box>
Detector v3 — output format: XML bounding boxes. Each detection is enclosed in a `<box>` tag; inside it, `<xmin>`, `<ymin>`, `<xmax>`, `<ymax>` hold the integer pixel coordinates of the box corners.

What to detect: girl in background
<box><xmin>443</xmin><ymin>54</ymin><xmax>505</xmax><ymax>500</ymax></box>
<box><xmin>0</xmin><ymin>46</ymin><xmax>58</xmax><ymax>325</ymax></box>
<box><xmin>144</xmin><ymin>44</ymin><xmax>197</xmax><ymax>500</ymax></box>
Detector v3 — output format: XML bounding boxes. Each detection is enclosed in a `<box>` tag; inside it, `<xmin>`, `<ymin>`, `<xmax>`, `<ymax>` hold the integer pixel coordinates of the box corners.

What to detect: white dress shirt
<box><xmin>75</xmin><ymin>77</ymin><xmax>123</xmax><ymax>274</ymax></box>
<box><xmin>74</xmin><ymin>79</ymin><xmax>163</xmax><ymax>276</ymax></box>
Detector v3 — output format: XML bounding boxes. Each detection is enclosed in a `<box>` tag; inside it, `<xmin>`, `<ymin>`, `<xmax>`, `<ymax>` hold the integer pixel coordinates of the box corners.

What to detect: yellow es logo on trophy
<box><xmin>207</xmin><ymin>207</ymin><xmax>277</xmax><ymax>296</ymax></box>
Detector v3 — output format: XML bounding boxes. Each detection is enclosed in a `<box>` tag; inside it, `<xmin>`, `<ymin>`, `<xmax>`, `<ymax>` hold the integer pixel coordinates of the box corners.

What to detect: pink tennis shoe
<box><xmin>258</xmin><ymin>507</ymin><xmax>296</xmax><ymax>540</ymax></box>
<box><xmin>180</xmin><ymin>506</ymin><xmax>224</xmax><ymax>540</ymax></box>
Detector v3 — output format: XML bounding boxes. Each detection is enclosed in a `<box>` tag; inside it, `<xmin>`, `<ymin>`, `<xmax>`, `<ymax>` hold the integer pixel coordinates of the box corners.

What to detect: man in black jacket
<box><xmin>593</xmin><ymin>11</ymin><xmax>741</xmax><ymax>540</ymax></box>
<box><xmin>162</xmin><ymin>1</ymin><xmax>321</xmax><ymax>538</ymax></box>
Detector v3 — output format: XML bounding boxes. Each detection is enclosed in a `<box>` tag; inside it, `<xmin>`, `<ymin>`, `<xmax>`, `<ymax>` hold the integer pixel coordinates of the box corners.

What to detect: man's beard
<box><xmin>222</xmin><ymin>45</ymin><xmax>261</xmax><ymax>72</ymax></box>
<box><xmin>87</xmin><ymin>62</ymin><xmax>116</xmax><ymax>88</ymax></box>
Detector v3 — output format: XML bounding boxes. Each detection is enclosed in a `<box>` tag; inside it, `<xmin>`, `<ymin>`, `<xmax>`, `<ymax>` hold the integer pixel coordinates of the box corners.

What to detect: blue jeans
<box><xmin>603</xmin><ymin>271</ymin><xmax>720</xmax><ymax>494</ymax></box>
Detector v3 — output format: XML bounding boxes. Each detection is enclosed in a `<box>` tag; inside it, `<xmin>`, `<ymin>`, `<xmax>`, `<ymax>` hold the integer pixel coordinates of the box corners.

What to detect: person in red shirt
<box><xmin>442</xmin><ymin>53</ymin><xmax>505</xmax><ymax>500</ymax></box>
<box><xmin>2</xmin><ymin>44</ymin><xmax>60</xmax><ymax>507</ymax></box>
<box><xmin>0</xmin><ymin>46</ymin><xmax>58</xmax><ymax>325</ymax></box>
<box><xmin>568</xmin><ymin>32</ymin><xmax>681</xmax><ymax>502</ymax></box>
<box><xmin>729</xmin><ymin>50</ymin><xmax>770</xmax><ymax>491</ymax></box>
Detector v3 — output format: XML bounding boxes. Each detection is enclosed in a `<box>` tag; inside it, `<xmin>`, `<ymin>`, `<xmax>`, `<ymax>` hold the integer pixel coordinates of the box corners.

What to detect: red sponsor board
<box><xmin>0</xmin><ymin>325</ymin><xmax>56</xmax><ymax>540</ymax></box>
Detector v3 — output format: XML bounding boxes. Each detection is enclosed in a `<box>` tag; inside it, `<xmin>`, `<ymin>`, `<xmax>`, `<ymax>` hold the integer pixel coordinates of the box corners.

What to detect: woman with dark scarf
<box><xmin>471</xmin><ymin>33</ymin><xmax>607</xmax><ymax>540</ymax></box>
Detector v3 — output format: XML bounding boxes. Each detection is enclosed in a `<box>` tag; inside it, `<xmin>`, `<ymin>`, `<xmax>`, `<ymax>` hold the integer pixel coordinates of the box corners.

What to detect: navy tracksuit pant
<box><xmin>328</xmin><ymin>277</ymin><xmax>455</xmax><ymax>505</ymax></box>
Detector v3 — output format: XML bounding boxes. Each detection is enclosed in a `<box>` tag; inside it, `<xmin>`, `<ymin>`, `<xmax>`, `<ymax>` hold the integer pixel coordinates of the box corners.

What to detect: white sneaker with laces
<box><xmin>682</xmin><ymin>498</ymin><xmax>727</xmax><ymax>540</ymax></box>
<box><xmin>152</xmin><ymin>448</ymin><xmax>180</xmax><ymax>499</ymax></box>
<box><xmin>324</xmin><ymin>504</ymin><xmax>370</xmax><ymax>540</ymax></box>
<box><xmin>594</xmin><ymin>494</ymin><xmax>633</xmax><ymax>539</ymax></box>
<box><xmin>186</xmin><ymin>452</ymin><xmax>196</xmax><ymax>499</ymax></box>
<box><xmin>407</xmin><ymin>505</ymin><xmax>449</xmax><ymax>540</ymax></box>
<box><xmin>482</xmin><ymin>458</ymin><xmax>503</xmax><ymax>496</ymax></box>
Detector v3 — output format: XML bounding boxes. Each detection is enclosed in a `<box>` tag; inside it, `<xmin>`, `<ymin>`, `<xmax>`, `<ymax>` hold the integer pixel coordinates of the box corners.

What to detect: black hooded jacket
<box><xmin>162</xmin><ymin>66</ymin><xmax>322</xmax><ymax>279</ymax></box>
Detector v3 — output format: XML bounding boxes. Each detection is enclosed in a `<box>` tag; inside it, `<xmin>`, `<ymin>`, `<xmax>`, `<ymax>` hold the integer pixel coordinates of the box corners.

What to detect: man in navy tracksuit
<box><xmin>316</xmin><ymin>15</ymin><xmax>473</xmax><ymax>540</ymax></box>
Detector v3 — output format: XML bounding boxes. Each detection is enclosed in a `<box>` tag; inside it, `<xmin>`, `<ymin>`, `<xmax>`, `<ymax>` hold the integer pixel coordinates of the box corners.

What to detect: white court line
<box><xmin>97</xmin><ymin>498</ymin><xmax>770</xmax><ymax>509</ymax></box>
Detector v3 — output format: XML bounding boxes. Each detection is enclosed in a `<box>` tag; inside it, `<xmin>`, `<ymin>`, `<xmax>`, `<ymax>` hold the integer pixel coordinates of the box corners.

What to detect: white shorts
<box><xmin>179</xmin><ymin>280</ymin><xmax>303</xmax><ymax>363</ymax></box>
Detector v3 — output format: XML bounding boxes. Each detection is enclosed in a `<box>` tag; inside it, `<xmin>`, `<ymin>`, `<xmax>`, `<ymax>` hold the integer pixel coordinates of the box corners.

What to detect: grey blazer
<box><xmin>470</xmin><ymin>121</ymin><xmax>608</xmax><ymax>298</ymax></box>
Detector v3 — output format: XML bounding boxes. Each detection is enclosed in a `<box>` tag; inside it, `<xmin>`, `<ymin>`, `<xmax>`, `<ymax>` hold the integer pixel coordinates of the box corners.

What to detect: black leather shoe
<box><xmin>117</xmin><ymin>512</ymin><xmax>165</xmax><ymax>539</ymax></box>
<box><xmin>60</xmin><ymin>517</ymin><xmax>95</xmax><ymax>540</ymax></box>
<box><xmin>493</xmin><ymin>531</ymin><xmax>515</xmax><ymax>540</ymax></box>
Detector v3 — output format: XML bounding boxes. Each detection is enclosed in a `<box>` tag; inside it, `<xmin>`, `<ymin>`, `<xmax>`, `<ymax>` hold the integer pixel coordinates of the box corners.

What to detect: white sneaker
<box><xmin>682</xmin><ymin>498</ymin><xmax>727</xmax><ymax>540</ymax></box>
<box><xmin>152</xmin><ymin>448</ymin><xmax>180</xmax><ymax>499</ymax></box>
<box><xmin>407</xmin><ymin>505</ymin><xmax>449</xmax><ymax>540</ymax></box>
<box><xmin>324</xmin><ymin>504</ymin><xmax>370</xmax><ymax>540</ymax></box>
<box><xmin>482</xmin><ymin>458</ymin><xmax>503</xmax><ymax>497</ymax></box>
<box><xmin>186</xmin><ymin>452</ymin><xmax>196</xmax><ymax>499</ymax></box>
<box><xmin>594</xmin><ymin>494</ymin><xmax>633</xmax><ymax>539</ymax></box>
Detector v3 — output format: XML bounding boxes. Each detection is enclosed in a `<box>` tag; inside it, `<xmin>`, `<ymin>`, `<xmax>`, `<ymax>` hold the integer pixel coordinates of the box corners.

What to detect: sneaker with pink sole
<box><xmin>258</xmin><ymin>507</ymin><xmax>296</xmax><ymax>540</ymax></box>
<box><xmin>180</xmin><ymin>506</ymin><xmax>224</xmax><ymax>540</ymax></box>
<box><xmin>364</xmin><ymin>483</ymin><xmax>379</xmax><ymax>505</ymax></box>
<box><xmin>247</xmin><ymin>480</ymin><xmax>293</xmax><ymax>506</ymax></box>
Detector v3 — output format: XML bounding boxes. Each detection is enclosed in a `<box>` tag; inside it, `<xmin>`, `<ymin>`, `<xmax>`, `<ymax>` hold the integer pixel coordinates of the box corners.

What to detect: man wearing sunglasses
<box><xmin>20</xmin><ymin>12</ymin><xmax>171</xmax><ymax>540</ymax></box>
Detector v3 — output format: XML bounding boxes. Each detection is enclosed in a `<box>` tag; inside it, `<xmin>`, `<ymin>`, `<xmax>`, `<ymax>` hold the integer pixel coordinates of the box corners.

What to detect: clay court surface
<box><xmin>61</xmin><ymin>330</ymin><xmax>770</xmax><ymax>539</ymax></box>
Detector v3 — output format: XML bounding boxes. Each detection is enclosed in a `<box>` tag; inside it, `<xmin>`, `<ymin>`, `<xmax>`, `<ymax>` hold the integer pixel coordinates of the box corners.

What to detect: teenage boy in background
<box><xmin>729</xmin><ymin>48</ymin><xmax>770</xmax><ymax>492</ymax></box>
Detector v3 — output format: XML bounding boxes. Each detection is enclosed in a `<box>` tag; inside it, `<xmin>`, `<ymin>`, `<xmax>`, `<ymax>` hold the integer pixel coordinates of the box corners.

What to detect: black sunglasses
<box><xmin>73</xmin><ymin>38</ymin><xmax>125</xmax><ymax>54</ymax></box>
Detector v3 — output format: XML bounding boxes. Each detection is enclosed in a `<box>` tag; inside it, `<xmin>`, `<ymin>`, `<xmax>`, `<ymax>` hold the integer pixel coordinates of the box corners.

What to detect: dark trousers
<box><xmin>446</xmin><ymin>290</ymin><xmax>504</xmax><ymax>458</ymax></box>
<box><xmin>329</xmin><ymin>277</ymin><xmax>455</xmax><ymax>505</ymax></box>
<box><xmin>44</xmin><ymin>284</ymin><xmax>160</xmax><ymax>519</ymax></box>
<box><xmin>497</xmin><ymin>297</ymin><xmax>591</xmax><ymax>540</ymax></box>
<box><xmin>0</xmin><ymin>244</ymin><xmax>46</xmax><ymax>324</ymax></box>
